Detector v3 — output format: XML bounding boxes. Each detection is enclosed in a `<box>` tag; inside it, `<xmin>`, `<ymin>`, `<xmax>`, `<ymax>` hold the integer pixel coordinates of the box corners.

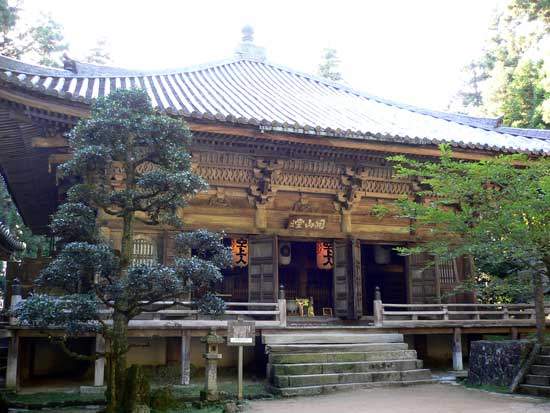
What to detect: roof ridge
<box><xmin>0</xmin><ymin>53</ymin><xmax>247</xmax><ymax>78</ymax></box>
<box><xmin>255</xmin><ymin>59</ymin><xmax>502</xmax><ymax>130</ymax></box>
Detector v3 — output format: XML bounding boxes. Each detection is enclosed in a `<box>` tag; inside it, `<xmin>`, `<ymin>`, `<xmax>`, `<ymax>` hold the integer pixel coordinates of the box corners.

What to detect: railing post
<box><xmin>94</xmin><ymin>334</ymin><xmax>106</xmax><ymax>387</ymax></box>
<box><xmin>373</xmin><ymin>286</ymin><xmax>383</xmax><ymax>327</ymax></box>
<box><xmin>278</xmin><ymin>284</ymin><xmax>287</xmax><ymax>327</ymax></box>
<box><xmin>9</xmin><ymin>278</ymin><xmax>22</xmax><ymax>326</ymax></box>
<box><xmin>503</xmin><ymin>307</ymin><xmax>509</xmax><ymax>320</ymax></box>
<box><xmin>443</xmin><ymin>305</ymin><xmax>449</xmax><ymax>321</ymax></box>
<box><xmin>453</xmin><ymin>327</ymin><xmax>463</xmax><ymax>371</ymax></box>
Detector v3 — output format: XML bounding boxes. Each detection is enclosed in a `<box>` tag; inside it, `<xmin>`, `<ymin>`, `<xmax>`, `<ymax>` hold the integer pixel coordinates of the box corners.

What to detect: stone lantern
<box><xmin>200</xmin><ymin>328</ymin><xmax>224</xmax><ymax>401</ymax></box>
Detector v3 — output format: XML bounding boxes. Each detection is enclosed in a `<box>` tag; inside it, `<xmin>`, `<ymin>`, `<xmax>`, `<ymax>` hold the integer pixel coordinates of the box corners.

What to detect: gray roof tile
<box><xmin>0</xmin><ymin>54</ymin><xmax>549</xmax><ymax>154</ymax></box>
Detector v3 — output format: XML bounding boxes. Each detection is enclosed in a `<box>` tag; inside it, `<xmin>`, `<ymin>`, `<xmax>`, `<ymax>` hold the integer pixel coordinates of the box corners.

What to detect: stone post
<box><xmin>200</xmin><ymin>328</ymin><xmax>224</xmax><ymax>401</ymax></box>
<box><xmin>94</xmin><ymin>334</ymin><xmax>106</xmax><ymax>387</ymax></box>
<box><xmin>373</xmin><ymin>286</ymin><xmax>383</xmax><ymax>327</ymax></box>
<box><xmin>453</xmin><ymin>328</ymin><xmax>463</xmax><ymax>371</ymax></box>
<box><xmin>181</xmin><ymin>330</ymin><xmax>191</xmax><ymax>385</ymax></box>
<box><xmin>9</xmin><ymin>278</ymin><xmax>22</xmax><ymax>326</ymax></box>
<box><xmin>5</xmin><ymin>334</ymin><xmax>19</xmax><ymax>390</ymax></box>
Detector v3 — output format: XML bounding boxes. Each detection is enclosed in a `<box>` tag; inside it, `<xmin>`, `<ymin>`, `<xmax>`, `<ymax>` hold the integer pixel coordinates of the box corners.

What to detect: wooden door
<box><xmin>248</xmin><ymin>235</ymin><xmax>278</xmax><ymax>302</ymax></box>
<box><xmin>333</xmin><ymin>239</ymin><xmax>351</xmax><ymax>318</ymax></box>
<box><xmin>407</xmin><ymin>252</ymin><xmax>439</xmax><ymax>304</ymax></box>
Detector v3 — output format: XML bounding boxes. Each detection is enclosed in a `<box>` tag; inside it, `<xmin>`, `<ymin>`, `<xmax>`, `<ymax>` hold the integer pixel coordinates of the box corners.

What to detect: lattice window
<box><xmin>438</xmin><ymin>259</ymin><xmax>458</xmax><ymax>285</ymax></box>
<box><xmin>132</xmin><ymin>236</ymin><xmax>158</xmax><ymax>265</ymax></box>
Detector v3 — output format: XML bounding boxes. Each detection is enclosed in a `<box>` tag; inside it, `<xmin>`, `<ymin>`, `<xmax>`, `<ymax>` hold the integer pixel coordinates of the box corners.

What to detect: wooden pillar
<box><xmin>94</xmin><ymin>335</ymin><xmax>106</xmax><ymax>387</ymax></box>
<box><xmin>6</xmin><ymin>335</ymin><xmax>19</xmax><ymax>390</ymax></box>
<box><xmin>181</xmin><ymin>330</ymin><xmax>191</xmax><ymax>385</ymax></box>
<box><xmin>255</xmin><ymin>204</ymin><xmax>267</xmax><ymax>230</ymax></box>
<box><xmin>452</xmin><ymin>328</ymin><xmax>463</xmax><ymax>371</ymax></box>
<box><xmin>511</xmin><ymin>327</ymin><xmax>519</xmax><ymax>340</ymax></box>
<box><xmin>341</xmin><ymin>210</ymin><xmax>352</xmax><ymax>233</ymax></box>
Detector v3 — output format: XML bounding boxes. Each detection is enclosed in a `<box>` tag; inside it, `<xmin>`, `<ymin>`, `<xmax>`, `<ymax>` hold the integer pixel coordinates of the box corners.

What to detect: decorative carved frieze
<box><xmin>292</xmin><ymin>193</ymin><xmax>316</xmax><ymax>213</ymax></box>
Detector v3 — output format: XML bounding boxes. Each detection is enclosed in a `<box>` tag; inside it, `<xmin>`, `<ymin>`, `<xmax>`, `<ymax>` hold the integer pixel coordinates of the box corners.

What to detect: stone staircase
<box><xmin>519</xmin><ymin>346</ymin><xmax>550</xmax><ymax>397</ymax></box>
<box><xmin>263</xmin><ymin>330</ymin><xmax>433</xmax><ymax>396</ymax></box>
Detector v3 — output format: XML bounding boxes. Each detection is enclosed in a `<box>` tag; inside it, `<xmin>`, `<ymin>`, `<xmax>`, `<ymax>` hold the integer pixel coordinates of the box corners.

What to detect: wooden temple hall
<box><xmin>1</xmin><ymin>27</ymin><xmax>550</xmax><ymax>394</ymax></box>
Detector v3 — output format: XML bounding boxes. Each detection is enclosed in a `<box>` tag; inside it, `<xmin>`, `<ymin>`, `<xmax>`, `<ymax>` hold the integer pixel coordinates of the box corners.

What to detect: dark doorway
<box><xmin>362</xmin><ymin>244</ymin><xmax>407</xmax><ymax>315</ymax></box>
<box><xmin>278</xmin><ymin>241</ymin><xmax>333</xmax><ymax>314</ymax></box>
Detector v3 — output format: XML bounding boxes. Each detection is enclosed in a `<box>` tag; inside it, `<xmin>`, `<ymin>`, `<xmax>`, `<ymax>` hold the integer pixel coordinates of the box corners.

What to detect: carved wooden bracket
<box><xmin>248</xmin><ymin>158</ymin><xmax>284</xmax><ymax>206</ymax></box>
<box><xmin>334</xmin><ymin>165</ymin><xmax>366</xmax><ymax>212</ymax></box>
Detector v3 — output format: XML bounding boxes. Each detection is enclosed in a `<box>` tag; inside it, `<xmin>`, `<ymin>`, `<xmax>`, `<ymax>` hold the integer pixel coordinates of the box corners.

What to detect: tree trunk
<box><xmin>106</xmin><ymin>311</ymin><xmax>129</xmax><ymax>412</ymax></box>
<box><xmin>106</xmin><ymin>211</ymin><xmax>134</xmax><ymax>412</ymax></box>
<box><xmin>533</xmin><ymin>269</ymin><xmax>546</xmax><ymax>344</ymax></box>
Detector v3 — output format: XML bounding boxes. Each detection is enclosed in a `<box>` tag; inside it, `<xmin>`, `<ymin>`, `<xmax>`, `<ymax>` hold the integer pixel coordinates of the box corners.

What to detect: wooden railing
<box><xmin>8</xmin><ymin>279</ymin><xmax>288</xmax><ymax>329</ymax></box>
<box><xmin>374</xmin><ymin>300</ymin><xmax>550</xmax><ymax>328</ymax></box>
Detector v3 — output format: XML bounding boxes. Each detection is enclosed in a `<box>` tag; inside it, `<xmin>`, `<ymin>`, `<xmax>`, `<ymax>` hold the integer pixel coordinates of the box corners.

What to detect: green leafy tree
<box><xmin>0</xmin><ymin>177</ymin><xmax>45</xmax><ymax>260</ymax></box>
<box><xmin>388</xmin><ymin>144</ymin><xmax>550</xmax><ymax>343</ymax></box>
<box><xmin>0</xmin><ymin>0</ymin><xmax>20</xmax><ymax>58</ymax></box>
<box><xmin>453</xmin><ymin>3</ymin><xmax>550</xmax><ymax>128</ymax></box>
<box><xmin>84</xmin><ymin>37</ymin><xmax>111</xmax><ymax>65</ymax></box>
<box><xmin>318</xmin><ymin>48</ymin><xmax>342</xmax><ymax>81</ymax></box>
<box><xmin>13</xmin><ymin>89</ymin><xmax>230</xmax><ymax>412</ymax></box>
<box><xmin>18</xmin><ymin>13</ymin><xmax>68</xmax><ymax>68</ymax></box>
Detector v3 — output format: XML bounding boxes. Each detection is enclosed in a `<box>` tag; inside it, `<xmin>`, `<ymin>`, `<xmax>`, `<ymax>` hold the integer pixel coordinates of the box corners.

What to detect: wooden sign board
<box><xmin>287</xmin><ymin>215</ymin><xmax>328</xmax><ymax>230</ymax></box>
<box><xmin>227</xmin><ymin>320</ymin><xmax>256</xmax><ymax>347</ymax></box>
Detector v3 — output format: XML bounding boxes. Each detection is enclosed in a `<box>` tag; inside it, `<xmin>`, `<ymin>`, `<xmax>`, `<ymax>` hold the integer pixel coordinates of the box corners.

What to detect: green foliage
<box><xmin>124</xmin><ymin>365</ymin><xmax>151</xmax><ymax>411</ymax></box>
<box><xmin>0</xmin><ymin>0</ymin><xmax>19</xmax><ymax>58</ymax></box>
<box><xmin>318</xmin><ymin>48</ymin><xmax>342</xmax><ymax>81</ymax></box>
<box><xmin>150</xmin><ymin>387</ymin><xmax>178</xmax><ymax>410</ymax></box>
<box><xmin>18</xmin><ymin>13</ymin><xmax>68</xmax><ymax>68</ymax></box>
<box><xmin>84</xmin><ymin>37</ymin><xmax>111</xmax><ymax>65</ymax></box>
<box><xmin>0</xmin><ymin>176</ymin><xmax>46</xmax><ymax>261</ymax></box>
<box><xmin>453</xmin><ymin>1</ymin><xmax>550</xmax><ymax>128</ymax></box>
<box><xmin>13</xmin><ymin>89</ymin><xmax>230</xmax><ymax>411</ymax></box>
<box><xmin>450</xmin><ymin>271</ymin><xmax>533</xmax><ymax>304</ymax></box>
<box><xmin>389</xmin><ymin>144</ymin><xmax>550</xmax><ymax>306</ymax></box>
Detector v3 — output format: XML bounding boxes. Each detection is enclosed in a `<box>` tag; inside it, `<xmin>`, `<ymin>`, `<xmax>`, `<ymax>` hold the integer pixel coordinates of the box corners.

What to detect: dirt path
<box><xmin>247</xmin><ymin>384</ymin><xmax>550</xmax><ymax>413</ymax></box>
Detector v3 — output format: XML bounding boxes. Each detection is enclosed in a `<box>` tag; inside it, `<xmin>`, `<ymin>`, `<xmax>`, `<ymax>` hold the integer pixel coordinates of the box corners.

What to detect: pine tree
<box><xmin>13</xmin><ymin>89</ymin><xmax>230</xmax><ymax>412</ymax></box>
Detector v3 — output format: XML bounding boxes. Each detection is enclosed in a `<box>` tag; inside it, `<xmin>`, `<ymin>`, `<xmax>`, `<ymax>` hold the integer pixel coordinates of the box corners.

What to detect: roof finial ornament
<box><xmin>62</xmin><ymin>53</ymin><xmax>77</xmax><ymax>74</ymax></box>
<box><xmin>234</xmin><ymin>25</ymin><xmax>266</xmax><ymax>62</ymax></box>
<box><xmin>242</xmin><ymin>25</ymin><xmax>254</xmax><ymax>42</ymax></box>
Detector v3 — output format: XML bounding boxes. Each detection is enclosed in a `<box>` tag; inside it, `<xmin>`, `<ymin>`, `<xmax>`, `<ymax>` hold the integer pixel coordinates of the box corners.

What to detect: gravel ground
<box><xmin>247</xmin><ymin>383</ymin><xmax>550</xmax><ymax>413</ymax></box>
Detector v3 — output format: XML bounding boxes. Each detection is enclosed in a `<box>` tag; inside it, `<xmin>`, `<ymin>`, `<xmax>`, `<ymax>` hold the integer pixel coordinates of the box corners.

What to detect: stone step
<box><xmin>274</xmin><ymin>369</ymin><xmax>432</xmax><ymax>388</ymax></box>
<box><xmin>271</xmin><ymin>378</ymin><xmax>436</xmax><ymax>397</ymax></box>
<box><xmin>267</xmin><ymin>342</ymin><xmax>409</xmax><ymax>353</ymax></box>
<box><xmin>520</xmin><ymin>384</ymin><xmax>550</xmax><ymax>397</ymax></box>
<box><xmin>271</xmin><ymin>359</ymin><xmax>423</xmax><ymax>377</ymax></box>
<box><xmin>525</xmin><ymin>374</ymin><xmax>550</xmax><ymax>386</ymax></box>
<box><xmin>535</xmin><ymin>355</ymin><xmax>550</xmax><ymax>366</ymax></box>
<box><xmin>540</xmin><ymin>346</ymin><xmax>550</xmax><ymax>356</ymax></box>
<box><xmin>531</xmin><ymin>365</ymin><xmax>550</xmax><ymax>376</ymax></box>
<box><xmin>269</xmin><ymin>349</ymin><xmax>417</xmax><ymax>365</ymax></box>
<box><xmin>262</xmin><ymin>333</ymin><xmax>404</xmax><ymax>345</ymax></box>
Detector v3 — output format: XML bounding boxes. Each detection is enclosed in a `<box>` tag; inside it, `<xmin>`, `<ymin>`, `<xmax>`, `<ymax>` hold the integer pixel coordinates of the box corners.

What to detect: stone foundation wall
<box><xmin>468</xmin><ymin>340</ymin><xmax>534</xmax><ymax>387</ymax></box>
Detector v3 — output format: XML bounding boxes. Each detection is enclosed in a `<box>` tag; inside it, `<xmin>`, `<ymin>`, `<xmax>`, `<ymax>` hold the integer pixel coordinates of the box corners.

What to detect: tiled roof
<box><xmin>0</xmin><ymin>220</ymin><xmax>25</xmax><ymax>253</ymax></box>
<box><xmin>0</xmin><ymin>54</ymin><xmax>549</xmax><ymax>154</ymax></box>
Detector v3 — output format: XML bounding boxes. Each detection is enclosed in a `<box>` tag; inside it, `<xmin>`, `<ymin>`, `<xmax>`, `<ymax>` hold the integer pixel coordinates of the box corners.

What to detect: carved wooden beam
<box><xmin>32</xmin><ymin>136</ymin><xmax>69</xmax><ymax>148</ymax></box>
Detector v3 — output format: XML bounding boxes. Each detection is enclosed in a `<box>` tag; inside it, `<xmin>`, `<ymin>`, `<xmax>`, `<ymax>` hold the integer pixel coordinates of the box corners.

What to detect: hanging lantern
<box><xmin>279</xmin><ymin>242</ymin><xmax>292</xmax><ymax>265</ymax></box>
<box><xmin>316</xmin><ymin>241</ymin><xmax>334</xmax><ymax>270</ymax></box>
<box><xmin>231</xmin><ymin>238</ymin><xmax>249</xmax><ymax>267</ymax></box>
<box><xmin>374</xmin><ymin>245</ymin><xmax>391</xmax><ymax>265</ymax></box>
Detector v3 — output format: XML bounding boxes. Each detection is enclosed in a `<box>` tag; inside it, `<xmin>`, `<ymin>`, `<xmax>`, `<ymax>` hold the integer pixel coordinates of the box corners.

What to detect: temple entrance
<box><xmin>278</xmin><ymin>241</ymin><xmax>333</xmax><ymax>316</ymax></box>
<box><xmin>362</xmin><ymin>244</ymin><xmax>407</xmax><ymax>315</ymax></box>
